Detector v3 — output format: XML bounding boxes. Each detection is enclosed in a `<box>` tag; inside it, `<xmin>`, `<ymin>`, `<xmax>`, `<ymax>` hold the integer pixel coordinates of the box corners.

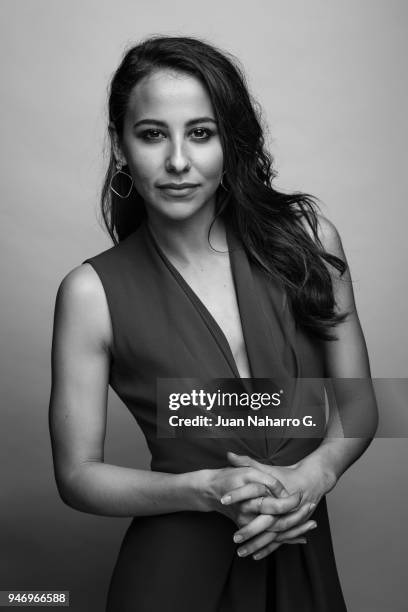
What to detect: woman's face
<box><xmin>116</xmin><ymin>69</ymin><xmax>224</xmax><ymax>223</ymax></box>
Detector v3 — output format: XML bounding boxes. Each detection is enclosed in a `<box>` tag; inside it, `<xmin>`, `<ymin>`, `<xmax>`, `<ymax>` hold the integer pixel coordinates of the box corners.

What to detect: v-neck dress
<box><xmin>82</xmin><ymin>221</ymin><xmax>347</xmax><ymax>612</ymax></box>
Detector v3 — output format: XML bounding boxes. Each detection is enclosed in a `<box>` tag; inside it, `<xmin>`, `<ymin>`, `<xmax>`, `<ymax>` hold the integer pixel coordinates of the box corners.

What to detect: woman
<box><xmin>49</xmin><ymin>35</ymin><xmax>378</xmax><ymax>611</ymax></box>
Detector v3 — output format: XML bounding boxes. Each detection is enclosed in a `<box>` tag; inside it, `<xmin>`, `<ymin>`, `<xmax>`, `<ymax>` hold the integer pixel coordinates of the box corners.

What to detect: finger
<box><xmin>233</xmin><ymin>514</ymin><xmax>284</xmax><ymax>544</ymax></box>
<box><xmin>222</xmin><ymin>484</ymin><xmax>301</xmax><ymax>513</ymax></box>
<box><xmin>274</xmin><ymin>520</ymin><xmax>317</xmax><ymax>543</ymax></box>
<box><xmin>227</xmin><ymin>451</ymin><xmax>259</xmax><ymax>469</ymax></box>
<box><xmin>241</xmin><ymin>467</ymin><xmax>288</xmax><ymax>498</ymax></box>
<box><xmin>237</xmin><ymin>499</ymin><xmax>255</xmax><ymax>514</ymax></box>
<box><xmin>265</xmin><ymin>502</ymin><xmax>316</xmax><ymax>532</ymax></box>
<box><xmin>227</xmin><ymin>454</ymin><xmax>285</xmax><ymax>495</ymax></box>
<box><xmin>252</xmin><ymin>539</ymin><xmax>307</xmax><ymax>560</ymax></box>
<box><xmin>252</xmin><ymin>542</ymin><xmax>282</xmax><ymax>559</ymax></box>
<box><xmin>236</xmin><ymin>511</ymin><xmax>259</xmax><ymax>528</ymax></box>
<box><xmin>236</xmin><ymin>529</ymin><xmax>279</xmax><ymax>557</ymax></box>
<box><xmin>233</xmin><ymin>514</ymin><xmax>274</xmax><ymax>545</ymax></box>
<box><xmin>260</xmin><ymin>474</ymin><xmax>288</xmax><ymax>498</ymax></box>
<box><xmin>221</xmin><ymin>482</ymin><xmax>269</xmax><ymax>505</ymax></box>
<box><xmin>236</xmin><ymin>502</ymin><xmax>259</xmax><ymax>526</ymax></box>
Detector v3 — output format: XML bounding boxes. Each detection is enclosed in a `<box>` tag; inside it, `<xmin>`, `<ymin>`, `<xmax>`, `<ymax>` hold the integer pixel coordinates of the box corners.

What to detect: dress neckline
<box><xmin>144</xmin><ymin>221</ymin><xmax>251</xmax><ymax>381</ymax></box>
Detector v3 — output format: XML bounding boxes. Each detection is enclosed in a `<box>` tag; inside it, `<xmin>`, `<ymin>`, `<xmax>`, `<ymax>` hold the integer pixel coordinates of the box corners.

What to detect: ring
<box><xmin>264</xmin><ymin>484</ymin><xmax>274</xmax><ymax>497</ymax></box>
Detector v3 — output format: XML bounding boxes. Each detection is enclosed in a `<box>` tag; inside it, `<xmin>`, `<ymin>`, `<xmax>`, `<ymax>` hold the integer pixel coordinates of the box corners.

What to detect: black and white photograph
<box><xmin>1</xmin><ymin>2</ymin><xmax>407</xmax><ymax>611</ymax></box>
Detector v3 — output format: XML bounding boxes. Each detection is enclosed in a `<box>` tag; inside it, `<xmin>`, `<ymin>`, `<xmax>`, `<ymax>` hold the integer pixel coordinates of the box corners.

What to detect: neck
<box><xmin>146</xmin><ymin>204</ymin><xmax>228</xmax><ymax>266</ymax></box>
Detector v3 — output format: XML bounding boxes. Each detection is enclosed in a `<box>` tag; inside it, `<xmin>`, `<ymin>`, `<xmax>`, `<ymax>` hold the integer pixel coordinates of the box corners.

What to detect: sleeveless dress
<box><xmin>83</xmin><ymin>221</ymin><xmax>347</xmax><ymax>612</ymax></box>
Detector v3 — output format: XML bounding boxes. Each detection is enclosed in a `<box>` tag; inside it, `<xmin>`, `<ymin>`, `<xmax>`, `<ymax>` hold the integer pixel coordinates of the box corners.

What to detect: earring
<box><xmin>110</xmin><ymin>162</ymin><xmax>134</xmax><ymax>199</ymax></box>
<box><xmin>220</xmin><ymin>170</ymin><xmax>229</xmax><ymax>192</ymax></box>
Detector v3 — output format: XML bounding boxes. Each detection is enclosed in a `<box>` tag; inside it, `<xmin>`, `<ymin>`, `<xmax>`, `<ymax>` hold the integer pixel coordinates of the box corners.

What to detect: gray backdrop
<box><xmin>1</xmin><ymin>1</ymin><xmax>407</xmax><ymax>611</ymax></box>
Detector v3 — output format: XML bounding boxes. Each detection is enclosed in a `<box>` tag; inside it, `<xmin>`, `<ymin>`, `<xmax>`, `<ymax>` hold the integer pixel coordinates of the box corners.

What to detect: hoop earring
<box><xmin>220</xmin><ymin>170</ymin><xmax>229</xmax><ymax>192</ymax></box>
<box><xmin>110</xmin><ymin>163</ymin><xmax>134</xmax><ymax>199</ymax></box>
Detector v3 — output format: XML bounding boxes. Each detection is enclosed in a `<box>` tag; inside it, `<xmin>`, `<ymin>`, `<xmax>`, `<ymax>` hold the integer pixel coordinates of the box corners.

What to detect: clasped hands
<box><xmin>209</xmin><ymin>451</ymin><xmax>334</xmax><ymax>561</ymax></box>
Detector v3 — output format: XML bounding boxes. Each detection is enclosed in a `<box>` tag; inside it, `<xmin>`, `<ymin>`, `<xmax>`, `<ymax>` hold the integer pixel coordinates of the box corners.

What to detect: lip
<box><xmin>158</xmin><ymin>184</ymin><xmax>199</xmax><ymax>198</ymax></box>
<box><xmin>158</xmin><ymin>183</ymin><xmax>199</xmax><ymax>190</ymax></box>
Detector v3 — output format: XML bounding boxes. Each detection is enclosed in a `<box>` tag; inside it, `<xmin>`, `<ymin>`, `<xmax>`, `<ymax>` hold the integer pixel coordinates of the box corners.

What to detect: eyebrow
<box><xmin>133</xmin><ymin>116</ymin><xmax>217</xmax><ymax>128</ymax></box>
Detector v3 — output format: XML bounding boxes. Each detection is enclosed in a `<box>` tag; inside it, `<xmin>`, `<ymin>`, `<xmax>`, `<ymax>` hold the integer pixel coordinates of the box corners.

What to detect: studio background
<box><xmin>1</xmin><ymin>1</ymin><xmax>406</xmax><ymax>611</ymax></box>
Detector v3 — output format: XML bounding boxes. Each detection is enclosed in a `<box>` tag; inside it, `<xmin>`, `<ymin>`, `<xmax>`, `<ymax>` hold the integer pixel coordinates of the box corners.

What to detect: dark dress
<box><xmin>83</xmin><ymin>221</ymin><xmax>347</xmax><ymax>612</ymax></box>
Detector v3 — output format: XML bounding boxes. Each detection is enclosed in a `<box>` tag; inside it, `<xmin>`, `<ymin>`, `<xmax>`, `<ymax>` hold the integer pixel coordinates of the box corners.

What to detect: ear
<box><xmin>109</xmin><ymin>123</ymin><xmax>127</xmax><ymax>167</ymax></box>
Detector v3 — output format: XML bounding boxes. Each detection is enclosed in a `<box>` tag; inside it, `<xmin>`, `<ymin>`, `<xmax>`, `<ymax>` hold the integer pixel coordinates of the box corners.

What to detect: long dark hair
<box><xmin>100</xmin><ymin>34</ymin><xmax>347</xmax><ymax>340</ymax></box>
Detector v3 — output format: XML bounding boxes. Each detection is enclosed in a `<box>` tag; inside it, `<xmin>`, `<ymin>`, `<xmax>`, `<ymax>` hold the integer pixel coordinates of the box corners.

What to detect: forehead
<box><xmin>125</xmin><ymin>70</ymin><xmax>214</xmax><ymax>121</ymax></box>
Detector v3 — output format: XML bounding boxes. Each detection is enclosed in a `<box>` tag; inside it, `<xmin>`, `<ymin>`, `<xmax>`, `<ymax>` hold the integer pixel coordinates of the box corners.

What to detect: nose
<box><xmin>165</xmin><ymin>137</ymin><xmax>191</xmax><ymax>173</ymax></box>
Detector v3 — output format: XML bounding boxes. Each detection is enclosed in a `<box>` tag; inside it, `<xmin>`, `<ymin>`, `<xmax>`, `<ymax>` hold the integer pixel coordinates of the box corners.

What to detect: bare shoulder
<box><xmin>57</xmin><ymin>263</ymin><xmax>103</xmax><ymax>301</ymax></box>
<box><xmin>55</xmin><ymin>263</ymin><xmax>113</xmax><ymax>351</ymax></box>
<box><xmin>315</xmin><ymin>214</ymin><xmax>343</xmax><ymax>254</ymax></box>
<box><xmin>300</xmin><ymin>212</ymin><xmax>344</xmax><ymax>258</ymax></box>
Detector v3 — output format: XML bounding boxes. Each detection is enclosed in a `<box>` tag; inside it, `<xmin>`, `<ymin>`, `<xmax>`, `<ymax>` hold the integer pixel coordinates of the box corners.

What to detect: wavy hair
<box><xmin>100</xmin><ymin>35</ymin><xmax>347</xmax><ymax>340</ymax></box>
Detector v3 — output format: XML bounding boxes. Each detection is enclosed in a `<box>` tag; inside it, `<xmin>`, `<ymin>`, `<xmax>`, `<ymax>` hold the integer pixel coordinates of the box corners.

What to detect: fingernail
<box><xmin>220</xmin><ymin>495</ymin><xmax>231</xmax><ymax>505</ymax></box>
<box><xmin>233</xmin><ymin>534</ymin><xmax>243</xmax><ymax>543</ymax></box>
<box><xmin>309</xmin><ymin>503</ymin><xmax>317</xmax><ymax>511</ymax></box>
<box><xmin>300</xmin><ymin>538</ymin><xmax>307</xmax><ymax>544</ymax></box>
<box><xmin>309</xmin><ymin>522</ymin><xmax>317</xmax><ymax>529</ymax></box>
<box><xmin>237</xmin><ymin>548</ymin><xmax>247</xmax><ymax>557</ymax></box>
<box><xmin>253</xmin><ymin>553</ymin><xmax>262</xmax><ymax>560</ymax></box>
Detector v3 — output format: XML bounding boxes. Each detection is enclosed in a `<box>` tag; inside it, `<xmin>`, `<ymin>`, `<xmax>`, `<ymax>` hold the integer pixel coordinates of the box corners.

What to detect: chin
<box><xmin>151</xmin><ymin>198</ymin><xmax>215</xmax><ymax>223</ymax></box>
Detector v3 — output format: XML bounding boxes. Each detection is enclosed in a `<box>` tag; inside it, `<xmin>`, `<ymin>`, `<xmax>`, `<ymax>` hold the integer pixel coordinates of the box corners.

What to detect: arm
<box><xmin>224</xmin><ymin>214</ymin><xmax>379</xmax><ymax>558</ymax></box>
<box><xmin>49</xmin><ymin>264</ymin><xmax>204</xmax><ymax>516</ymax></box>
<box><xmin>49</xmin><ymin>264</ymin><xmax>297</xmax><ymax>519</ymax></box>
<box><xmin>294</xmin><ymin>214</ymin><xmax>379</xmax><ymax>484</ymax></box>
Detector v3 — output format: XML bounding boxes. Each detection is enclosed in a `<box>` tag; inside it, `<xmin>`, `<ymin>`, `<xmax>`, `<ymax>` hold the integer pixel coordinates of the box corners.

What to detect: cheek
<box><xmin>127</xmin><ymin>152</ymin><xmax>160</xmax><ymax>190</ymax></box>
<box><xmin>122</xmin><ymin>138</ymin><xmax>158</xmax><ymax>182</ymax></box>
<box><xmin>195</xmin><ymin>144</ymin><xmax>224</xmax><ymax>180</ymax></box>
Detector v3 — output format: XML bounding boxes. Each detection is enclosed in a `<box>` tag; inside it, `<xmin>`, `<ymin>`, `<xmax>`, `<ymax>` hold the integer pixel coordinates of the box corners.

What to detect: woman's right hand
<box><xmin>199</xmin><ymin>466</ymin><xmax>302</xmax><ymax>528</ymax></box>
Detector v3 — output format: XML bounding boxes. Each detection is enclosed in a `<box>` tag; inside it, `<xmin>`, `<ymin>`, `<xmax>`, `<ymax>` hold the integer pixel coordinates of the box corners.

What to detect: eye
<box><xmin>140</xmin><ymin>129</ymin><xmax>165</xmax><ymax>141</ymax></box>
<box><xmin>190</xmin><ymin>128</ymin><xmax>213</xmax><ymax>140</ymax></box>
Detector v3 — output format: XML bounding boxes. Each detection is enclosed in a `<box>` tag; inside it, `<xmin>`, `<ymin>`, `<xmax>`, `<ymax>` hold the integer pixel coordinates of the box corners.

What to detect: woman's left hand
<box><xmin>223</xmin><ymin>451</ymin><xmax>337</xmax><ymax>560</ymax></box>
